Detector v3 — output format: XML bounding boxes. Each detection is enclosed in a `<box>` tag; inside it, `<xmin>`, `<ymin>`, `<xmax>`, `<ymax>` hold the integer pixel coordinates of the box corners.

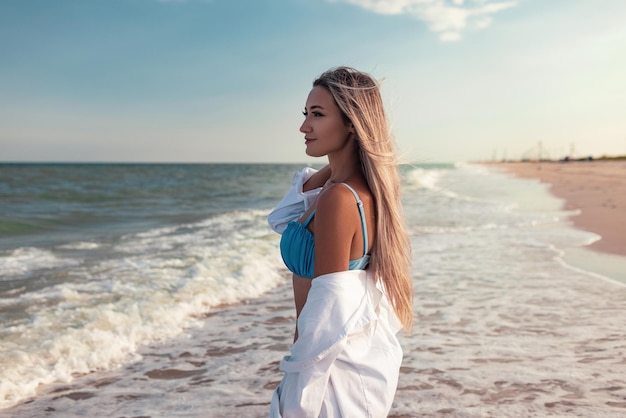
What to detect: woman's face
<box><xmin>299</xmin><ymin>86</ymin><xmax>352</xmax><ymax>158</ymax></box>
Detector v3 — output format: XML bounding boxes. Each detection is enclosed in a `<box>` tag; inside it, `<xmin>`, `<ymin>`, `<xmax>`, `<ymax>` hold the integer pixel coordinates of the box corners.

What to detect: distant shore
<box><xmin>485</xmin><ymin>159</ymin><xmax>626</xmax><ymax>257</ymax></box>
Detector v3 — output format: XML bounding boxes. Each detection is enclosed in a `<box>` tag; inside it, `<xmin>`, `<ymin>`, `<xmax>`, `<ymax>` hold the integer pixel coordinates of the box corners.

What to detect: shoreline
<box><xmin>486</xmin><ymin>160</ymin><xmax>626</xmax><ymax>257</ymax></box>
<box><xmin>485</xmin><ymin>159</ymin><xmax>626</xmax><ymax>284</ymax></box>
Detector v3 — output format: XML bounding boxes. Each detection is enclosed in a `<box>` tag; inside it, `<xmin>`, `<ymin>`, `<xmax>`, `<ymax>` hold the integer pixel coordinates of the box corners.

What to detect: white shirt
<box><xmin>269</xmin><ymin>269</ymin><xmax>403</xmax><ymax>418</ymax></box>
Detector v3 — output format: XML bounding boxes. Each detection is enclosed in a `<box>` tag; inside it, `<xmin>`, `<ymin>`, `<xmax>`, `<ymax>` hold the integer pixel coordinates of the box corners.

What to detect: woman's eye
<box><xmin>312</xmin><ymin>112</ymin><xmax>323</xmax><ymax>117</ymax></box>
<box><xmin>302</xmin><ymin>111</ymin><xmax>308</xmax><ymax>116</ymax></box>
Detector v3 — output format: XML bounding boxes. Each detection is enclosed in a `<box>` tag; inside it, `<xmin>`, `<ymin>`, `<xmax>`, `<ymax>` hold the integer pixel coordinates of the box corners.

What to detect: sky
<box><xmin>1</xmin><ymin>0</ymin><xmax>625</xmax><ymax>164</ymax></box>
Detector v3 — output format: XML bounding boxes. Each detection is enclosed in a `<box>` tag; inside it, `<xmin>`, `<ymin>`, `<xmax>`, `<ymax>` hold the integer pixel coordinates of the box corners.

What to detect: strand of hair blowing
<box><xmin>314</xmin><ymin>67</ymin><xmax>414</xmax><ymax>331</ymax></box>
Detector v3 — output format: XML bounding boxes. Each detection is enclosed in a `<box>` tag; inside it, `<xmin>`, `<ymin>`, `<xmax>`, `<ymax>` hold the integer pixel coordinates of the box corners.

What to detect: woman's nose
<box><xmin>300</xmin><ymin>118</ymin><xmax>311</xmax><ymax>134</ymax></box>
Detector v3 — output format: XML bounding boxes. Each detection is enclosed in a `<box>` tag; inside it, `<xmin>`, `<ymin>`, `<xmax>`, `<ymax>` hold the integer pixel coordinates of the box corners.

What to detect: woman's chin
<box><xmin>305</xmin><ymin>147</ymin><xmax>323</xmax><ymax>158</ymax></box>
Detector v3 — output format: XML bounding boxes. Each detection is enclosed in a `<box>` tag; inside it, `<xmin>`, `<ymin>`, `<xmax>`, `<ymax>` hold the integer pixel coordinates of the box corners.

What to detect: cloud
<box><xmin>333</xmin><ymin>0</ymin><xmax>517</xmax><ymax>41</ymax></box>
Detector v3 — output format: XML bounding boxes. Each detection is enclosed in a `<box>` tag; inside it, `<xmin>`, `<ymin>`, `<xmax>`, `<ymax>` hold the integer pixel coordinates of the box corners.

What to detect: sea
<box><xmin>0</xmin><ymin>162</ymin><xmax>624</xmax><ymax>418</ymax></box>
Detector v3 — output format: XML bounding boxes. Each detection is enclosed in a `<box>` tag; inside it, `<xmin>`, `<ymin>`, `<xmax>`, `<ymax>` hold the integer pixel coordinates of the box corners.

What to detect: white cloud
<box><xmin>335</xmin><ymin>0</ymin><xmax>517</xmax><ymax>41</ymax></box>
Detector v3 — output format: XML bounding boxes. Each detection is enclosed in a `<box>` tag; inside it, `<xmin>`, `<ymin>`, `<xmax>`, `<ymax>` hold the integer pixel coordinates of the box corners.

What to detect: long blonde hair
<box><xmin>313</xmin><ymin>66</ymin><xmax>413</xmax><ymax>331</ymax></box>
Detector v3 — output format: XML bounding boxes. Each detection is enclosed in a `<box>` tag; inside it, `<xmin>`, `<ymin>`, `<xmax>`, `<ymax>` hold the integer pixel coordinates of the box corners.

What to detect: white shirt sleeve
<box><xmin>267</xmin><ymin>167</ymin><xmax>322</xmax><ymax>234</ymax></box>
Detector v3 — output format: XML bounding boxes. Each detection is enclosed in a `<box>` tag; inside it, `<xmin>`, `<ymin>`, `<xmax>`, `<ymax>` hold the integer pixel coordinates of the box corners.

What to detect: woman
<box><xmin>268</xmin><ymin>67</ymin><xmax>413</xmax><ymax>417</ymax></box>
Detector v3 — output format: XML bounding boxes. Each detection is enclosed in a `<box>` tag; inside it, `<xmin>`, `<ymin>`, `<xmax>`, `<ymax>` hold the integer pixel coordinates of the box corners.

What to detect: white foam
<box><xmin>560</xmin><ymin>247</ymin><xmax>626</xmax><ymax>286</ymax></box>
<box><xmin>58</xmin><ymin>241</ymin><xmax>101</xmax><ymax>250</ymax></box>
<box><xmin>0</xmin><ymin>247</ymin><xmax>79</xmax><ymax>279</ymax></box>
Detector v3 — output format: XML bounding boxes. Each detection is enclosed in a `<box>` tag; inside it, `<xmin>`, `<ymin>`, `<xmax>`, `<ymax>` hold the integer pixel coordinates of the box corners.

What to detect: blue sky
<box><xmin>1</xmin><ymin>0</ymin><xmax>625</xmax><ymax>163</ymax></box>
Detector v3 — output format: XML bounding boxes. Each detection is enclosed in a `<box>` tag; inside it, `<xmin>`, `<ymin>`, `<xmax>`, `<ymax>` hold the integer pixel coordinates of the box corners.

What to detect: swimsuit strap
<box><xmin>340</xmin><ymin>183</ymin><xmax>369</xmax><ymax>257</ymax></box>
<box><xmin>302</xmin><ymin>210</ymin><xmax>316</xmax><ymax>227</ymax></box>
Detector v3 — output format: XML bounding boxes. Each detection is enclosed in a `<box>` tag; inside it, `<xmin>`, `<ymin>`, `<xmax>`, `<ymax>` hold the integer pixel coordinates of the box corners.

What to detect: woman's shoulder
<box><xmin>313</xmin><ymin>184</ymin><xmax>362</xmax><ymax>240</ymax></box>
<box><xmin>316</xmin><ymin>181</ymin><xmax>371</xmax><ymax>214</ymax></box>
<box><xmin>316</xmin><ymin>182</ymin><xmax>349</xmax><ymax>207</ymax></box>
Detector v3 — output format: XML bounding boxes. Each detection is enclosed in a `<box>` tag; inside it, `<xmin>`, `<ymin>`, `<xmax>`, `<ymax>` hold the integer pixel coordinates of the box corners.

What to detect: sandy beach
<box><xmin>489</xmin><ymin>160</ymin><xmax>626</xmax><ymax>257</ymax></box>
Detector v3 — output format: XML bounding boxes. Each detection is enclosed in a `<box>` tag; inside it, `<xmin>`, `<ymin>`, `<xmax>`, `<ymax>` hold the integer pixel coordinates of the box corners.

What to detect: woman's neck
<box><xmin>327</xmin><ymin>150</ymin><xmax>362</xmax><ymax>184</ymax></box>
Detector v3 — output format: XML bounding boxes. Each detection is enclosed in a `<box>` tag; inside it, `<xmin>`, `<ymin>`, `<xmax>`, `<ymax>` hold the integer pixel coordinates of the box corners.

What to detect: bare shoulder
<box><xmin>315</xmin><ymin>182</ymin><xmax>360</xmax><ymax>216</ymax></box>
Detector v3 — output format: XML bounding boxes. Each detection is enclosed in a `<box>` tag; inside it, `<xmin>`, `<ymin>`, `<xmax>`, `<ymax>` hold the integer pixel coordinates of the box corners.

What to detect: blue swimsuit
<box><xmin>280</xmin><ymin>183</ymin><xmax>370</xmax><ymax>279</ymax></box>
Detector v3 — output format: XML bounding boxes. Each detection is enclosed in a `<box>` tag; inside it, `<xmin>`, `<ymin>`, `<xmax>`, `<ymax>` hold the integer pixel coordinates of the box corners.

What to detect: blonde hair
<box><xmin>313</xmin><ymin>66</ymin><xmax>413</xmax><ymax>331</ymax></box>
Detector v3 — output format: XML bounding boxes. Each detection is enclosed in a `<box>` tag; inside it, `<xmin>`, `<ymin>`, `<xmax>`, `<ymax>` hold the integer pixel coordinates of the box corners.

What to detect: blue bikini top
<box><xmin>280</xmin><ymin>183</ymin><xmax>370</xmax><ymax>279</ymax></box>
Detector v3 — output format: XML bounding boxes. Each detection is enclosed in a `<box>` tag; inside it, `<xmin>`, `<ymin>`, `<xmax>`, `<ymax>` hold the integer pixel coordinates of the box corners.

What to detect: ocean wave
<box><xmin>0</xmin><ymin>247</ymin><xmax>80</xmax><ymax>280</ymax></box>
<box><xmin>405</xmin><ymin>167</ymin><xmax>444</xmax><ymax>190</ymax></box>
<box><xmin>0</xmin><ymin>208</ymin><xmax>286</xmax><ymax>409</ymax></box>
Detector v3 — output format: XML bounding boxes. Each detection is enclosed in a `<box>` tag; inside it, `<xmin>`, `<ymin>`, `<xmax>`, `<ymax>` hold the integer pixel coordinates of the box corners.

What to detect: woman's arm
<box><xmin>313</xmin><ymin>184</ymin><xmax>359</xmax><ymax>278</ymax></box>
<box><xmin>292</xmin><ymin>177</ymin><xmax>359</xmax><ymax>342</ymax></box>
<box><xmin>292</xmin><ymin>275</ymin><xmax>312</xmax><ymax>342</ymax></box>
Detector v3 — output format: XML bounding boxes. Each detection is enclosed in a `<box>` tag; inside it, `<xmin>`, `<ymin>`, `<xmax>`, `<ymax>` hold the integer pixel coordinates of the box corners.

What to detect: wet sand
<box><xmin>2</xmin><ymin>263</ymin><xmax>625</xmax><ymax>417</ymax></box>
<box><xmin>489</xmin><ymin>160</ymin><xmax>626</xmax><ymax>256</ymax></box>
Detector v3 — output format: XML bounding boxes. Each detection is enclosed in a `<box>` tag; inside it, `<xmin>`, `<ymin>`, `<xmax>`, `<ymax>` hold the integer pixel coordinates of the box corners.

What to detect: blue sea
<box><xmin>1</xmin><ymin>163</ymin><xmax>625</xmax><ymax>417</ymax></box>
